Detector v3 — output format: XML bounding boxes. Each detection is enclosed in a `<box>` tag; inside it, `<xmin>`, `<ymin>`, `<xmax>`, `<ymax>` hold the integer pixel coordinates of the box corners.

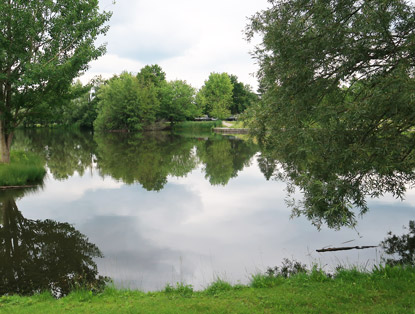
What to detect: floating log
<box><xmin>0</xmin><ymin>185</ymin><xmax>38</xmax><ymax>190</ymax></box>
<box><xmin>316</xmin><ymin>245</ymin><xmax>378</xmax><ymax>253</ymax></box>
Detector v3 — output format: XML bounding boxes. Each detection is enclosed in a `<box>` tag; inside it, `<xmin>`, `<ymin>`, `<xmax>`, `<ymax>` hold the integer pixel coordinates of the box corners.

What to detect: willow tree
<box><xmin>247</xmin><ymin>0</ymin><xmax>415</xmax><ymax>228</ymax></box>
<box><xmin>0</xmin><ymin>0</ymin><xmax>111</xmax><ymax>163</ymax></box>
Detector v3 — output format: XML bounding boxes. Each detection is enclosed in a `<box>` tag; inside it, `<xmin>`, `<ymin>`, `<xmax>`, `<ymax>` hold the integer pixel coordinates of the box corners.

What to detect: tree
<box><xmin>197</xmin><ymin>73</ymin><xmax>233</xmax><ymax>119</ymax></box>
<box><xmin>0</xmin><ymin>0</ymin><xmax>111</xmax><ymax>163</ymax></box>
<box><xmin>94</xmin><ymin>72</ymin><xmax>159</xmax><ymax>131</ymax></box>
<box><xmin>246</xmin><ymin>0</ymin><xmax>415</xmax><ymax>228</ymax></box>
<box><xmin>229</xmin><ymin>75</ymin><xmax>258</xmax><ymax>115</ymax></box>
<box><xmin>136</xmin><ymin>64</ymin><xmax>166</xmax><ymax>88</ymax></box>
<box><xmin>159</xmin><ymin>80</ymin><xmax>199</xmax><ymax>124</ymax></box>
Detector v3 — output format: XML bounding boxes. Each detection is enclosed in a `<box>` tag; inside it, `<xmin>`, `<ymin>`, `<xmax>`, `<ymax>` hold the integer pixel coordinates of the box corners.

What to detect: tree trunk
<box><xmin>0</xmin><ymin>120</ymin><xmax>11</xmax><ymax>164</ymax></box>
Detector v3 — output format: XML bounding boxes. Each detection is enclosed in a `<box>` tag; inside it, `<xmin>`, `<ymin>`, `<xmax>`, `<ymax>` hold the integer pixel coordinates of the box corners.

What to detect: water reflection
<box><xmin>94</xmin><ymin>132</ymin><xmax>199</xmax><ymax>191</ymax></box>
<box><xmin>256</xmin><ymin>127</ymin><xmax>415</xmax><ymax>229</ymax></box>
<box><xmin>14</xmin><ymin>129</ymin><xmax>258</xmax><ymax>191</ymax></box>
<box><xmin>9</xmin><ymin>129</ymin><xmax>415</xmax><ymax>292</ymax></box>
<box><xmin>197</xmin><ymin>137</ymin><xmax>258</xmax><ymax>185</ymax></box>
<box><xmin>14</xmin><ymin>129</ymin><xmax>96</xmax><ymax>180</ymax></box>
<box><xmin>0</xmin><ymin>188</ymin><xmax>106</xmax><ymax>296</ymax></box>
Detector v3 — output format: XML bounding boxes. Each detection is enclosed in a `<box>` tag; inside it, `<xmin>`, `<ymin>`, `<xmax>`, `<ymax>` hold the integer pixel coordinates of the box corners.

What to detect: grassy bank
<box><xmin>173</xmin><ymin>120</ymin><xmax>222</xmax><ymax>131</ymax></box>
<box><xmin>1</xmin><ymin>265</ymin><xmax>414</xmax><ymax>313</ymax></box>
<box><xmin>0</xmin><ymin>151</ymin><xmax>46</xmax><ymax>186</ymax></box>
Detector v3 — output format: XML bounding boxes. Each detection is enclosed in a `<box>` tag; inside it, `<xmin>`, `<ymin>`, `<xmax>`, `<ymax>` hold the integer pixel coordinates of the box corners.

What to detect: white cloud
<box><xmin>79</xmin><ymin>0</ymin><xmax>269</xmax><ymax>89</ymax></box>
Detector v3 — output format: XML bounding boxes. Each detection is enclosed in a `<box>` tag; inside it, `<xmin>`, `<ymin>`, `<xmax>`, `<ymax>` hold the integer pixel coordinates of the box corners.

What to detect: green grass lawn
<box><xmin>1</xmin><ymin>266</ymin><xmax>414</xmax><ymax>313</ymax></box>
<box><xmin>0</xmin><ymin>151</ymin><xmax>46</xmax><ymax>186</ymax></box>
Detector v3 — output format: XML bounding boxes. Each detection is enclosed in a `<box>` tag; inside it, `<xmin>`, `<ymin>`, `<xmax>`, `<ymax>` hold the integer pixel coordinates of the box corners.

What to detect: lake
<box><xmin>3</xmin><ymin>128</ymin><xmax>415</xmax><ymax>292</ymax></box>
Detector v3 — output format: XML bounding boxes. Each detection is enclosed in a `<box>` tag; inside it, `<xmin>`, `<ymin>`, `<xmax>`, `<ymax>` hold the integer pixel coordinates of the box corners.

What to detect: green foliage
<box><xmin>246</xmin><ymin>0</ymin><xmax>415</xmax><ymax>229</ymax></box>
<box><xmin>197</xmin><ymin>73</ymin><xmax>233</xmax><ymax>119</ymax></box>
<box><xmin>136</xmin><ymin>64</ymin><xmax>167</xmax><ymax>88</ymax></box>
<box><xmin>159</xmin><ymin>80</ymin><xmax>199</xmax><ymax>123</ymax></box>
<box><xmin>250</xmin><ymin>274</ymin><xmax>283</xmax><ymax>288</ymax></box>
<box><xmin>265</xmin><ymin>258</ymin><xmax>307</xmax><ymax>278</ymax></box>
<box><xmin>0</xmin><ymin>0</ymin><xmax>111</xmax><ymax>162</ymax></box>
<box><xmin>94</xmin><ymin>72</ymin><xmax>159</xmax><ymax>131</ymax></box>
<box><xmin>204</xmin><ymin>279</ymin><xmax>233</xmax><ymax>296</ymax></box>
<box><xmin>229</xmin><ymin>75</ymin><xmax>258</xmax><ymax>114</ymax></box>
<box><xmin>381</xmin><ymin>221</ymin><xmax>415</xmax><ymax>266</ymax></box>
<box><xmin>163</xmin><ymin>283</ymin><xmax>194</xmax><ymax>297</ymax></box>
<box><xmin>0</xmin><ymin>151</ymin><xmax>45</xmax><ymax>186</ymax></box>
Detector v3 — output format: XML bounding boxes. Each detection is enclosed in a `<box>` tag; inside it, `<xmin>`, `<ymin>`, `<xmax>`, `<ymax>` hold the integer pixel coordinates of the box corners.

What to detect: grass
<box><xmin>173</xmin><ymin>120</ymin><xmax>222</xmax><ymax>131</ymax></box>
<box><xmin>223</xmin><ymin>121</ymin><xmax>247</xmax><ymax>129</ymax></box>
<box><xmin>0</xmin><ymin>151</ymin><xmax>46</xmax><ymax>186</ymax></box>
<box><xmin>1</xmin><ymin>265</ymin><xmax>414</xmax><ymax>313</ymax></box>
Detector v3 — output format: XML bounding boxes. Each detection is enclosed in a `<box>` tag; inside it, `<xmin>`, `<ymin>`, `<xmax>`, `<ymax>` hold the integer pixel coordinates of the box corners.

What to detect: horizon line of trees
<box><xmin>22</xmin><ymin>65</ymin><xmax>259</xmax><ymax>132</ymax></box>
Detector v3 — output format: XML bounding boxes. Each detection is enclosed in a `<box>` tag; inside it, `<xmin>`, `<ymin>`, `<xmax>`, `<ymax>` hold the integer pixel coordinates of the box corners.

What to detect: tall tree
<box><xmin>229</xmin><ymin>75</ymin><xmax>258</xmax><ymax>115</ymax></box>
<box><xmin>247</xmin><ymin>0</ymin><xmax>415</xmax><ymax>228</ymax></box>
<box><xmin>0</xmin><ymin>0</ymin><xmax>111</xmax><ymax>163</ymax></box>
<box><xmin>94</xmin><ymin>72</ymin><xmax>159</xmax><ymax>131</ymax></box>
<box><xmin>197</xmin><ymin>72</ymin><xmax>233</xmax><ymax>119</ymax></box>
<box><xmin>136</xmin><ymin>64</ymin><xmax>166</xmax><ymax>88</ymax></box>
<box><xmin>159</xmin><ymin>80</ymin><xmax>199</xmax><ymax>125</ymax></box>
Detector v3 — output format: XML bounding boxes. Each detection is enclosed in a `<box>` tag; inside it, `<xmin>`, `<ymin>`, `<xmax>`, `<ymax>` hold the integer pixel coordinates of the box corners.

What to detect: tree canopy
<box><xmin>247</xmin><ymin>0</ymin><xmax>415</xmax><ymax>228</ymax></box>
<box><xmin>94</xmin><ymin>72</ymin><xmax>160</xmax><ymax>132</ymax></box>
<box><xmin>197</xmin><ymin>72</ymin><xmax>233</xmax><ymax>119</ymax></box>
<box><xmin>0</xmin><ymin>0</ymin><xmax>111</xmax><ymax>163</ymax></box>
<box><xmin>159</xmin><ymin>80</ymin><xmax>200</xmax><ymax>124</ymax></box>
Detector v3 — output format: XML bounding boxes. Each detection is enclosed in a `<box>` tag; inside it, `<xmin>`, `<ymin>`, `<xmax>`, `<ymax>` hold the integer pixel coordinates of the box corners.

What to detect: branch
<box><xmin>316</xmin><ymin>245</ymin><xmax>378</xmax><ymax>252</ymax></box>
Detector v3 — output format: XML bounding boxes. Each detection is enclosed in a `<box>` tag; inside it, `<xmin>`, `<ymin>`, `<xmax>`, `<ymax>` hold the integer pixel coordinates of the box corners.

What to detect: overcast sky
<box><xmin>79</xmin><ymin>0</ymin><xmax>270</xmax><ymax>90</ymax></box>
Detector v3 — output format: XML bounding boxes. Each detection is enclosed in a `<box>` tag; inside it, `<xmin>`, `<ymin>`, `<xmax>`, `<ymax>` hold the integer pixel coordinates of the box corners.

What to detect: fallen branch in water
<box><xmin>316</xmin><ymin>246</ymin><xmax>378</xmax><ymax>253</ymax></box>
<box><xmin>0</xmin><ymin>185</ymin><xmax>38</xmax><ymax>190</ymax></box>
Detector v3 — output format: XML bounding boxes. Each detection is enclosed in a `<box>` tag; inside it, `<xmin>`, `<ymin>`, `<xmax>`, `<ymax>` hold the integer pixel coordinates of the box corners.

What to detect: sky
<box><xmin>79</xmin><ymin>0</ymin><xmax>270</xmax><ymax>90</ymax></box>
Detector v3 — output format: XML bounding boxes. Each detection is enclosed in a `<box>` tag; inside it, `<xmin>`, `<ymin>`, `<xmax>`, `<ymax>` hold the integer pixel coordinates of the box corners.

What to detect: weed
<box><xmin>163</xmin><ymin>282</ymin><xmax>193</xmax><ymax>297</ymax></box>
<box><xmin>204</xmin><ymin>279</ymin><xmax>233</xmax><ymax>296</ymax></box>
<box><xmin>266</xmin><ymin>258</ymin><xmax>307</xmax><ymax>278</ymax></box>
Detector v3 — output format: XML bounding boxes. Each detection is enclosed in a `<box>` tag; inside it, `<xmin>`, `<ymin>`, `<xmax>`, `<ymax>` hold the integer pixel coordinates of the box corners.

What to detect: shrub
<box><xmin>204</xmin><ymin>279</ymin><xmax>233</xmax><ymax>296</ymax></box>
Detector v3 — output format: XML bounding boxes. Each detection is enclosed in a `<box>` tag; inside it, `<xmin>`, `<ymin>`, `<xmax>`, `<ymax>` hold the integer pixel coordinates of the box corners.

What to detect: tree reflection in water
<box><xmin>256</xmin><ymin>128</ymin><xmax>415</xmax><ymax>230</ymax></box>
<box><xmin>0</xmin><ymin>188</ymin><xmax>107</xmax><ymax>296</ymax></box>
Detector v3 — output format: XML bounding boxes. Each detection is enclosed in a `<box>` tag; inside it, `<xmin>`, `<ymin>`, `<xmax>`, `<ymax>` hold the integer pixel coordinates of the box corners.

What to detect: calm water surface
<box><xmin>5</xmin><ymin>129</ymin><xmax>415</xmax><ymax>291</ymax></box>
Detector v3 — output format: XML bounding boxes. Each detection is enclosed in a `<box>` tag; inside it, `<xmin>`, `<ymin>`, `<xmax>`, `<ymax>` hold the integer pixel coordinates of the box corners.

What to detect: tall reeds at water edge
<box><xmin>0</xmin><ymin>151</ymin><xmax>46</xmax><ymax>186</ymax></box>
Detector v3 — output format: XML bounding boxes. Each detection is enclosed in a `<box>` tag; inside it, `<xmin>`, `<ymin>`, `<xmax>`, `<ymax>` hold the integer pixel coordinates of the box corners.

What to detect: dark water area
<box><xmin>1</xmin><ymin>129</ymin><xmax>415</xmax><ymax>293</ymax></box>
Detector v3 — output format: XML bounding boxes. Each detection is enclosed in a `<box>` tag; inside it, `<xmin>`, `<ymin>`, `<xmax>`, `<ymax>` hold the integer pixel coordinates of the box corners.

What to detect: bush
<box><xmin>204</xmin><ymin>279</ymin><xmax>233</xmax><ymax>296</ymax></box>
